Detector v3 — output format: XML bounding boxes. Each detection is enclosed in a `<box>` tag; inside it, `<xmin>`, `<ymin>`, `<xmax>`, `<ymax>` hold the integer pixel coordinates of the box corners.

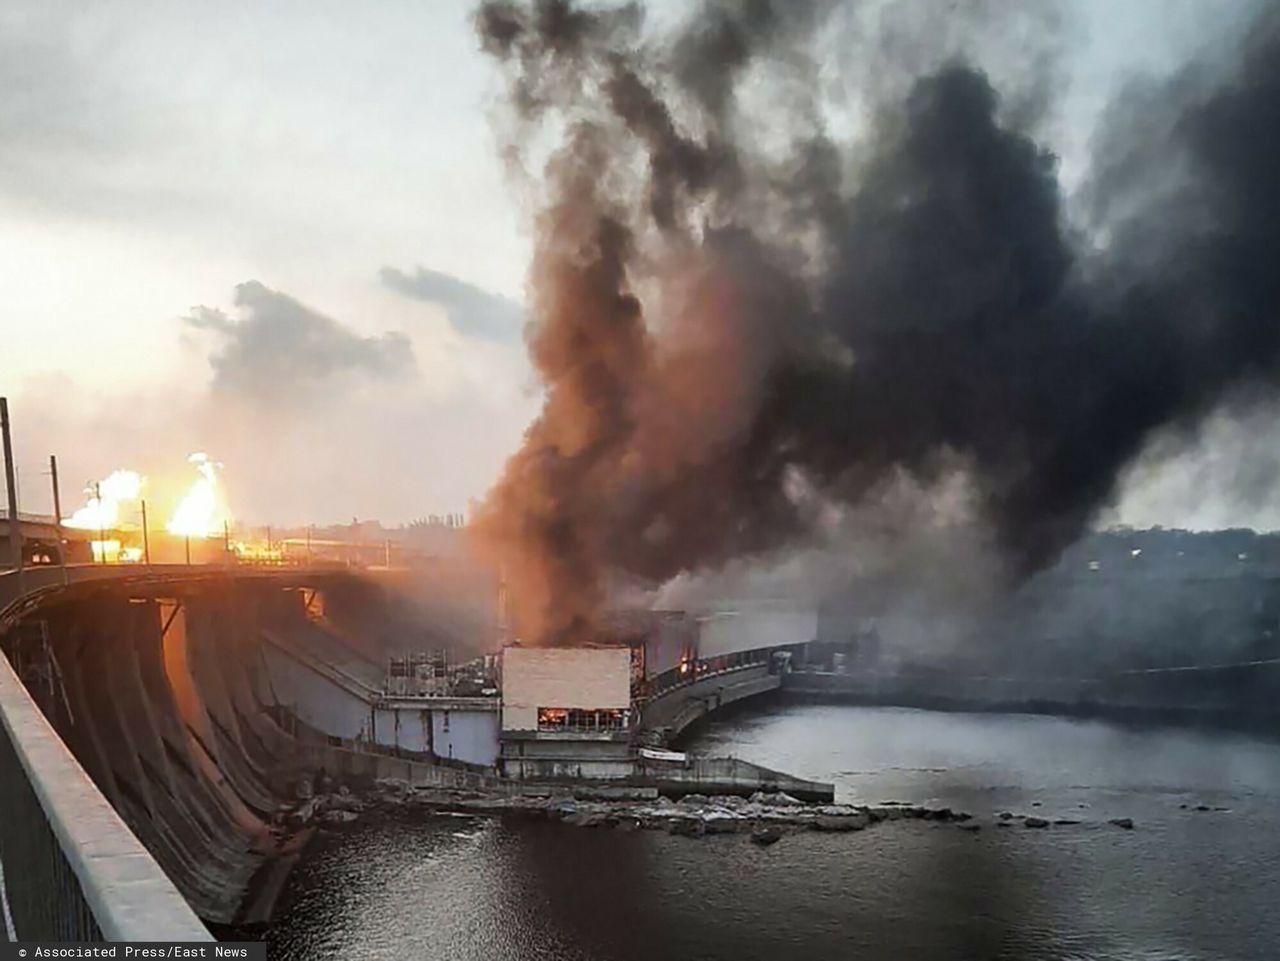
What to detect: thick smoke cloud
<box><xmin>186</xmin><ymin>279</ymin><xmax>416</xmax><ymax>403</ymax></box>
<box><xmin>472</xmin><ymin>0</ymin><xmax>1280</xmax><ymax>645</ymax></box>
<box><xmin>380</xmin><ymin>265</ymin><xmax>523</xmax><ymax>340</ymax></box>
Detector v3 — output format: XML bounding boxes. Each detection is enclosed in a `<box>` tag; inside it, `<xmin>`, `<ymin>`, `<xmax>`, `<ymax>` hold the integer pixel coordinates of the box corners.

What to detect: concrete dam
<box><xmin>0</xmin><ymin>564</ymin><xmax>822</xmax><ymax>938</ymax></box>
<box><xmin>2</xmin><ymin>568</ymin><xmax>440</xmax><ymax>926</ymax></box>
<box><xmin>14</xmin><ymin>528</ymin><xmax>1276</xmax><ymax>939</ymax></box>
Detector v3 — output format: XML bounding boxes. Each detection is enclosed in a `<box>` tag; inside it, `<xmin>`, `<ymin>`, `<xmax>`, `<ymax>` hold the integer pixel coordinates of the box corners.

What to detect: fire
<box><xmin>64</xmin><ymin>469</ymin><xmax>143</xmax><ymax>530</ymax></box>
<box><xmin>166</xmin><ymin>453</ymin><xmax>228</xmax><ymax>538</ymax></box>
<box><xmin>231</xmin><ymin>540</ymin><xmax>283</xmax><ymax>562</ymax></box>
<box><xmin>89</xmin><ymin>540</ymin><xmax>143</xmax><ymax>563</ymax></box>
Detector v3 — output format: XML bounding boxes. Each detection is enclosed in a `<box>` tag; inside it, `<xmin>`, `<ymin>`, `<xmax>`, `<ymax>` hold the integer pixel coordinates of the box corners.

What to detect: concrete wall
<box><xmin>373</xmin><ymin>706</ymin><xmax>431</xmax><ymax>753</ymax></box>
<box><xmin>370</xmin><ymin>704</ymin><xmax>499</xmax><ymax>767</ymax></box>
<box><xmin>0</xmin><ymin>636</ymin><xmax>214</xmax><ymax>942</ymax></box>
<box><xmin>261</xmin><ymin>642</ymin><xmax>374</xmax><ymax>741</ymax></box>
<box><xmin>0</xmin><ymin>569</ymin><xmax>498</xmax><ymax>925</ymax></box>
<box><xmin>642</xmin><ymin>664</ymin><xmax>780</xmax><ymax>739</ymax></box>
<box><xmin>432</xmin><ymin>708</ymin><xmax>499</xmax><ymax>765</ymax></box>
<box><xmin>501</xmin><ymin>646</ymin><xmax>631</xmax><ymax>731</ymax></box>
<box><xmin>283</xmin><ymin>741</ymin><xmax>513</xmax><ymax>794</ymax></box>
<box><xmin>500</xmin><ymin>736</ymin><xmax>635</xmax><ymax>780</ymax></box>
<box><xmin>696</xmin><ymin>607</ymin><xmax>818</xmax><ymax>659</ymax></box>
<box><xmin>0</xmin><ymin>587</ymin><xmax>296</xmax><ymax>925</ymax></box>
<box><xmin>638</xmin><ymin>756</ymin><xmax>833</xmax><ymax>802</ymax></box>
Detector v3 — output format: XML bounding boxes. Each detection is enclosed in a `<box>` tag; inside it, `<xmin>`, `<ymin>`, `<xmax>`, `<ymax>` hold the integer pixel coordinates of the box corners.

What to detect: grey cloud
<box><xmin>186</xmin><ymin>280</ymin><xmax>415</xmax><ymax>403</ymax></box>
<box><xmin>380</xmin><ymin>265</ymin><xmax>522</xmax><ymax>340</ymax></box>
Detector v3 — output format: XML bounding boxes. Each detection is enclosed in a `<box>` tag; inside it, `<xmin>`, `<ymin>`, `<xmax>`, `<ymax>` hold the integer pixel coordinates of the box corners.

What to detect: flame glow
<box><xmin>166</xmin><ymin>453</ymin><xmax>227</xmax><ymax>538</ymax></box>
<box><xmin>65</xmin><ymin>470</ymin><xmax>143</xmax><ymax>530</ymax></box>
<box><xmin>90</xmin><ymin>539</ymin><xmax>136</xmax><ymax>563</ymax></box>
<box><xmin>231</xmin><ymin>541</ymin><xmax>283</xmax><ymax>562</ymax></box>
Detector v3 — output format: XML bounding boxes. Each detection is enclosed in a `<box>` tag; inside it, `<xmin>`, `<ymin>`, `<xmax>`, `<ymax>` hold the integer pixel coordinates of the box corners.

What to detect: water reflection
<box><xmin>268</xmin><ymin>706</ymin><xmax>1280</xmax><ymax>961</ymax></box>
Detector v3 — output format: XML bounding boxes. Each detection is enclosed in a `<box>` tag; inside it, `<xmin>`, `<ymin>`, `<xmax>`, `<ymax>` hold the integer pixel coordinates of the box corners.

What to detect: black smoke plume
<box><xmin>472</xmin><ymin>0</ymin><xmax>1280</xmax><ymax>644</ymax></box>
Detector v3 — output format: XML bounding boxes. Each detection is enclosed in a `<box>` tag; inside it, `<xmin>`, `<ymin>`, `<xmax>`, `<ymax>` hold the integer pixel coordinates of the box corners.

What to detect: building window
<box><xmin>537</xmin><ymin>707</ymin><xmax>628</xmax><ymax>732</ymax></box>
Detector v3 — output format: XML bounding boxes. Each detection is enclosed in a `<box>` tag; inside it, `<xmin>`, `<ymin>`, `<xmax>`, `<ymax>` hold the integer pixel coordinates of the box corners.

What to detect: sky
<box><xmin>0</xmin><ymin>0</ymin><xmax>1268</xmax><ymax>530</ymax></box>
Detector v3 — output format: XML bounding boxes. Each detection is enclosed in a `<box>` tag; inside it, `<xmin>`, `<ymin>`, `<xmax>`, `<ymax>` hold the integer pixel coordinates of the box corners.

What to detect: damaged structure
<box><xmin>499</xmin><ymin>645</ymin><xmax>634</xmax><ymax>779</ymax></box>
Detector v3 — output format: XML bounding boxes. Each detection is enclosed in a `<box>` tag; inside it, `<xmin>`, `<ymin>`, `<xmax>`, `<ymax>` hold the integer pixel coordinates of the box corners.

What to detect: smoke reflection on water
<box><xmin>267</xmin><ymin>705</ymin><xmax>1280</xmax><ymax>961</ymax></box>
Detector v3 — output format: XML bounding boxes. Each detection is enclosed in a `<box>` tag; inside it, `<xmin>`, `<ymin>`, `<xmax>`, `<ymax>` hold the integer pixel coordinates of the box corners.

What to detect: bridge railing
<box><xmin>0</xmin><ymin>645</ymin><xmax>212</xmax><ymax>942</ymax></box>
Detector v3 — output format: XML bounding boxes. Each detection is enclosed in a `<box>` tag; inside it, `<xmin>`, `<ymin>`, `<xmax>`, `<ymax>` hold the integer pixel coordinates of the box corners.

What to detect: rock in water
<box><xmin>751</xmin><ymin>826</ymin><xmax>784</xmax><ymax>846</ymax></box>
<box><xmin>1024</xmin><ymin>817</ymin><xmax>1050</xmax><ymax>829</ymax></box>
<box><xmin>321</xmin><ymin>809</ymin><xmax>358</xmax><ymax>826</ymax></box>
<box><xmin>812</xmin><ymin>814</ymin><xmax>868</xmax><ymax>832</ymax></box>
<box><xmin>670</xmin><ymin>817</ymin><xmax>706</xmax><ymax>837</ymax></box>
<box><xmin>1109</xmin><ymin>817</ymin><xmax>1135</xmax><ymax>829</ymax></box>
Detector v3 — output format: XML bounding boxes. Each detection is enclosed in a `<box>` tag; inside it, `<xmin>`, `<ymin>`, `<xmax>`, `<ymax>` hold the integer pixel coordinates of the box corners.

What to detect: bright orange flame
<box><xmin>231</xmin><ymin>540</ymin><xmax>283</xmax><ymax>562</ymax></box>
<box><xmin>65</xmin><ymin>470</ymin><xmax>143</xmax><ymax>530</ymax></box>
<box><xmin>166</xmin><ymin>453</ymin><xmax>228</xmax><ymax>538</ymax></box>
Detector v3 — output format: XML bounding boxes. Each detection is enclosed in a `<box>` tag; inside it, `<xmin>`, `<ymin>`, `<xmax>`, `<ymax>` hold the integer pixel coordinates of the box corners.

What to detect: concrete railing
<box><xmin>642</xmin><ymin>663</ymin><xmax>782</xmax><ymax>738</ymax></box>
<box><xmin>0</xmin><ymin>564</ymin><xmax>355</xmax><ymax>635</ymax></box>
<box><xmin>0</xmin><ymin>646</ymin><xmax>213</xmax><ymax>942</ymax></box>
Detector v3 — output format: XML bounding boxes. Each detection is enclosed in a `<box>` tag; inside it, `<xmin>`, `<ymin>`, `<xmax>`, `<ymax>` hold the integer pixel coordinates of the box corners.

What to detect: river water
<box><xmin>267</xmin><ymin>704</ymin><xmax>1280</xmax><ymax>960</ymax></box>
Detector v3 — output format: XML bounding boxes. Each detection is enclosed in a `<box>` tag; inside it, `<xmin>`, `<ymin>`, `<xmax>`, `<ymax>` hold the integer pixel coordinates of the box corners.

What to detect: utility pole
<box><xmin>140</xmin><ymin>499</ymin><xmax>151</xmax><ymax>568</ymax></box>
<box><xmin>95</xmin><ymin>481</ymin><xmax>105</xmax><ymax>564</ymax></box>
<box><xmin>1</xmin><ymin>398</ymin><xmax>24</xmax><ymax>591</ymax></box>
<box><xmin>49</xmin><ymin>454</ymin><xmax>68</xmax><ymax>585</ymax></box>
<box><xmin>185</xmin><ymin>535</ymin><xmax>191</xmax><ymax>566</ymax></box>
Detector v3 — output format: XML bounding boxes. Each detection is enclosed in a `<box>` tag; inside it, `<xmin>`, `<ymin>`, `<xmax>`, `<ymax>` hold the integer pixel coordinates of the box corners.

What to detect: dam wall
<box><xmin>0</xmin><ymin>639</ymin><xmax>212</xmax><ymax>942</ymax></box>
<box><xmin>0</xmin><ymin>570</ymin><xmax>476</xmax><ymax>926</ymax></box>
<box><xmin>6</xmin><ymin>586</ymin><xmax>304</xmax><ymax>924</ymax></box>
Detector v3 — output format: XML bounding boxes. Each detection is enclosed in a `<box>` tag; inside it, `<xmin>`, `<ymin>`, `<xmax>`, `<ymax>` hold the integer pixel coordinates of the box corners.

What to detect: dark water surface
<box><xmin>268</xmin><ymin>705</ymin><xmax>1280</xmax><ymax>960</ymax></box>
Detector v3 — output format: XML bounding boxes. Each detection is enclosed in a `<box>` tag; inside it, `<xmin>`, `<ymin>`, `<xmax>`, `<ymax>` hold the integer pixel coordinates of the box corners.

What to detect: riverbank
<box><xmin>782</xmin><ymin>671</ymin><xmax>1280</xmax><ymax>735</ymax></box>
<box><xmin>261</xmin><ymin>703</ymin><xmax>1280</xmax><ymax>961</ymax></box>
<box><xmin>279</xmin><ymin>775</ymin><xmax>1155</xmax><ymax>846</ymax></box>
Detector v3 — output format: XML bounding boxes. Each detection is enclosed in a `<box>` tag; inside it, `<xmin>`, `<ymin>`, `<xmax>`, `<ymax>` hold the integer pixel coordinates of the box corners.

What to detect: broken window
<box><xmin>537</xmin><ymin>707</ymin><xmax>628</xmax><ymax>732</ymax></box>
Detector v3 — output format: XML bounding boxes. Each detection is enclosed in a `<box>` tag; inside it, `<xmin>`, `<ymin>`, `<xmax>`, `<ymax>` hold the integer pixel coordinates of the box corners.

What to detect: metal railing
<box><xmin>645</xmin><ymin>647</ymin><xmax>772</xmax><ymax>700</ymax></box>
<box><xmin>0</xmin><ymin>646</ymin><xmax>212</xmax><ymax>942</ymax></box>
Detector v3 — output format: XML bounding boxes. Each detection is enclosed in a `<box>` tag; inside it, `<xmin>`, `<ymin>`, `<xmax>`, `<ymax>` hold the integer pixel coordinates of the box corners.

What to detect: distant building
<box><xmin>0</xmin><ymin>512</ymin><xmax>95</xmax><ymax>567</ymax></box>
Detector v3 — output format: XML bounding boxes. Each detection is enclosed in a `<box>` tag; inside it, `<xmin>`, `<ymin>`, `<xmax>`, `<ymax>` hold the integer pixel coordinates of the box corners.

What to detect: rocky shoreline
<box><xmin>284</xmin><ymin>777</ymin><xmax>1146</xmax><ymax>843</ymax></box>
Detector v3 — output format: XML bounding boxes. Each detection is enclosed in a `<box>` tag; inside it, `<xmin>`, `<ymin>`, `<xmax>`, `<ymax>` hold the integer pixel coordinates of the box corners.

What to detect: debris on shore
<box><xmin>282</xmin><ymin>775</ymin><xmax>1137</xmax><ymax>842</ymax></box>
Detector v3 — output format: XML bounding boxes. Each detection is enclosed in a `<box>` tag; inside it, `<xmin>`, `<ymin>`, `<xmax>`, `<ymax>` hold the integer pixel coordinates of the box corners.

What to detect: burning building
<box><xmin>495</xmin><ymin>602</ymin><xmax>815</xmax><ymax>780</ymax></box>
<box><xmin>499</xmin><ymin>644</ymin><xmax>635</xmax><ymax>779</ymax></box>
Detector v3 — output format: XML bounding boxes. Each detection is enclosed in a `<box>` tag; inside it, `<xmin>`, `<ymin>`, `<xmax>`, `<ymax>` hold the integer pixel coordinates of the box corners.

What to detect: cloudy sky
<box><xmin>0</xmin><ymin>0</ymin><xmax>1265</xmax><ymax>529</ymax></box>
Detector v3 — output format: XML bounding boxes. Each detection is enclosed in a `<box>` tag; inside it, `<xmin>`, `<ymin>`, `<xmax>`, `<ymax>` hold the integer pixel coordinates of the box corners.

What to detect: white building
<box><xmin>499</xmin><ymin>645</ymin><xmax>636</xmax><ymax>780</ymax></box>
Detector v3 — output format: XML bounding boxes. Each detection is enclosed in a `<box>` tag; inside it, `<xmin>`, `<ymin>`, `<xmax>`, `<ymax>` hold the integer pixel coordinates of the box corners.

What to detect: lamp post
<box><xmin>48</xmin><ymin>455</ymin><xmax>68</xmax><ymax>584</ymax></box>
<box><xmin>1</xmin><ymin>398</ymin><xmax>24</xmax><ymax>591</ymax></box>
<box><xmin>141</xmin><ymin>499</ymin><xmax>151</xmax><ymax>568</ymax></box>
<box><xmin>94</xmin><ymin>481</ymin><xmax>105</xmax><ymax>564</ymax></box>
